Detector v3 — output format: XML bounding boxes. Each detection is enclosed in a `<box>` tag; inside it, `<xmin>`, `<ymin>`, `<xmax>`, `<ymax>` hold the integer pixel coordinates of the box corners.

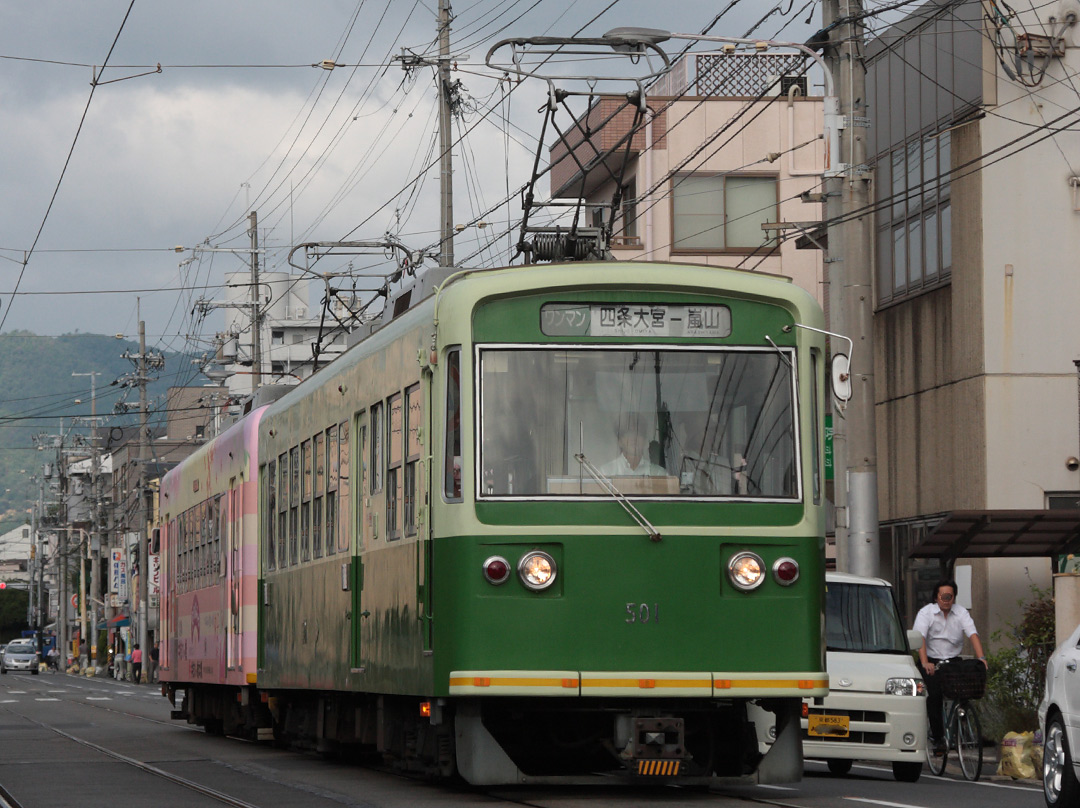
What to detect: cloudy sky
<box><xmin>0</xmin><ymin>0</ymin><xmax>819</xmax><ymax>357</ymax></box>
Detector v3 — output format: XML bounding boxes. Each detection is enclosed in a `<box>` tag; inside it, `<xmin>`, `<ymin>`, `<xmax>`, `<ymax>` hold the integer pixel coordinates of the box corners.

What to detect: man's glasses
<box><xmin>938</xmin><ymin>593</ymin><xmax>954</xmax><ymax>601</ymax></box>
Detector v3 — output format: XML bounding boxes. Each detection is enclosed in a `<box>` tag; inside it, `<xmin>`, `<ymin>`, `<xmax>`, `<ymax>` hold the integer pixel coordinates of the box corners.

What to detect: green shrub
<box><xmin>982</xmin><ymin>585</ymin><xmax>1054</xmax><ymax>741</ymax></box>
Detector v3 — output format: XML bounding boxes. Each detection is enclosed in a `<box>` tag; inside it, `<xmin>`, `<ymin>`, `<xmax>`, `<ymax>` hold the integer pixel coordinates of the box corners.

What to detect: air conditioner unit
<box><xmin>764</xmin><ymin>74</ymin><xmax>808</xmax><ymax>97</ymax></box>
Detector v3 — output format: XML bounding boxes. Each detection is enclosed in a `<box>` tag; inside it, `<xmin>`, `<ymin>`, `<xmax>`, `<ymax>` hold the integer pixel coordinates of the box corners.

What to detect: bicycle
<box><xmin>925</xmin><ymin>657</ymin><xmax>987</xmax><ymax>781</ymax></box>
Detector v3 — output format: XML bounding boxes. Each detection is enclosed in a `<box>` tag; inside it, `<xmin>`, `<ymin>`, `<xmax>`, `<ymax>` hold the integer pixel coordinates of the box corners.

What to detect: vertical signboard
<box><xmin>109</xmin><ymin>548</ymin><xmax>128</xmax><ymax>605</ymax></box>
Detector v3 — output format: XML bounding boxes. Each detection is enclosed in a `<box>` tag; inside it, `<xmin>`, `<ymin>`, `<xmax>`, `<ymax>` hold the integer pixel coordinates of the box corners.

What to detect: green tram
<box><xmin>170</xmin><ymin>260</ymin><xmax>830</xmax><ymax>785</ymax></box>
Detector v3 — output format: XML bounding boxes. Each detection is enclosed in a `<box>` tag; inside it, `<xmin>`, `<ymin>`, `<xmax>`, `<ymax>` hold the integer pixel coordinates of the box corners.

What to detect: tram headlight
<box><xmin>727</xmin><ymin>552</ymin><xmax>765</xmax><ymax>591</ymax></box>
<box><xmin>518</xmin><ymin>551</ymin><xmax>557</xmax><ymax>591</ymax></box>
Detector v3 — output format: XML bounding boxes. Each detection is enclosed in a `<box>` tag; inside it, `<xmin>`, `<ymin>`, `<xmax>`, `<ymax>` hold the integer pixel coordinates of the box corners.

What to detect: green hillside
<box><xmin>0</xmin><ymin>331</ymin><xmax>203</xmax><ymax>527</ymax></box>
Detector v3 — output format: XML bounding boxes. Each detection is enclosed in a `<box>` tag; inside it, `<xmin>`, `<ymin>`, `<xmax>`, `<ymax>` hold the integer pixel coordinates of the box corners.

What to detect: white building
<box><xmin>218</xmin><ymin>272</ymin><xmax>349</xmax><ymax>398</ymax></box>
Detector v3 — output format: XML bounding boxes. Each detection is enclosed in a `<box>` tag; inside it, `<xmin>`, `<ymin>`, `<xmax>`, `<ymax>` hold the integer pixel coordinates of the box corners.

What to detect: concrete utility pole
<box><xmin>73</xmin><ymin>369</ymin><xmax>102</xmax><ymax>665</ymax></box>
<box><xmin>137</xmin><ymin>320</ymin><xmax>150</xmax><ymax>679</ymax></box>
<box><xmin>824</xmin><ymin>0</ymin><xmax>879</xmax><ymax>576</ymax></box>
<box><xmin>249</xmin><ymin>212</ymin><xmax>262</xmax><ymax>391</ymax></box>
<box><xmin>438</xmin><ymin>0</ymin><xmax>454</xmax><ymax>267</ymax></box>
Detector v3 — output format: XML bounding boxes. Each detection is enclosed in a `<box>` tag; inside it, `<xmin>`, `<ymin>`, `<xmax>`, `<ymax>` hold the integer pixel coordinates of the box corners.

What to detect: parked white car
<box><xmin>752</xmin><ymin>571</ymin><xmax>927</xmax><ymax>781</ymax></box>
<box><xmin>1039</xmin><ymin>621</ymin><xmax>1080</xmax><ymax>806</ymax></box>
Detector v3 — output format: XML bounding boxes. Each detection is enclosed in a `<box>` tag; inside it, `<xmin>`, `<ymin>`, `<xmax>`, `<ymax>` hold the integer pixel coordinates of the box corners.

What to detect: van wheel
<box><xmin>892</xmin><ymin>761</ymin><xmax>922</xmax><ymax>782</ymax></box>
<box><xmin>827</xmin><ymin>759</ymin><xmax>853</xmax><ymax>776</ymax></box>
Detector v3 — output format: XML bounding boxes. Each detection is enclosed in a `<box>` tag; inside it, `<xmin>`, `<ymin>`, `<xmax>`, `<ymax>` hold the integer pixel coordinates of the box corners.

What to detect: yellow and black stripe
<box><xmin>636</xmin><ymin>760</ymin><xmax>681</xmax><ymax>776</ymax></box>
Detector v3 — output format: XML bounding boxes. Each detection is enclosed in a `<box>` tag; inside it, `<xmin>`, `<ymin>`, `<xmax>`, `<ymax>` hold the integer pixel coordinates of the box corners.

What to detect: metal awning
<box><xmin>909</xmin><ymin>510</ymin><xmax>1080</xmax><ymax>563</ymax></box>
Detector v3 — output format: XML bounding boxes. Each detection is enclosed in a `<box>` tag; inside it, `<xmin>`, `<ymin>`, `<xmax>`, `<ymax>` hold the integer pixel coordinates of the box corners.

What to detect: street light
<box><xmin>602</xmin><ymin>27</ymin><xmax>842</xmax><ymax>177</ymax></box>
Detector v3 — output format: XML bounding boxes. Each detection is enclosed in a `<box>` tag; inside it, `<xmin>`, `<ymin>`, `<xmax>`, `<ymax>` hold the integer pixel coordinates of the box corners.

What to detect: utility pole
<box><xmin>73</xmin><ymin>369</ymin><xmax>102</xmax><ymax>667</ymax></box>
<box><xmin>824</xmin><ymin>0</ymin><xmax>878</xmax><ymax>576</ymax></box>
<box><xmin>438</xmin><ymin>0</ymin><xmax>455</xmax><ymax>268</ymax></box>
<box><xmin>249</xmin><ymin>212</ymin><xmax>262</xmax><ymax>391</ymax></box>
<box><xmin>137</xmin><ymin>320</ymin><xmax>150</xmax><ymax>680</ymax></box>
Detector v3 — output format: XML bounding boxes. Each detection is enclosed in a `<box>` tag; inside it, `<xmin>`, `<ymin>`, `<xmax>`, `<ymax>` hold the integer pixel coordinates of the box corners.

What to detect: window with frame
<box><xmin>444</xmin><ymin>348</ymin><xmax>462</xmax><ymax>500</ymax></box>
<box><xmin>277</xmin><ymin>451</ymin><xmax>288</xmax><ymax>569</ymax></box>
<box><xmin>313</xmin><ymin>432</ymin><xmax>325</xmax><ymax>559</ymax></box>
<box><xmin>371</xmin><ymin>403</ymin><xmax>384</xmax><ymax>494</ymax></box>
<box><xmin>266</xmin><ymin>461</ymin><xmax>276</xmax><ymax>570</ymax></box>
<box><xmin>339</xmin><ymin>418</ymin><xmax>352</xmax><ymax>553</ymax></box>
<box><xmin>876</xmin><ymin>130</ymin><xmax>951</xmax><ymax>305</ymax></box>
<box><xmin>301</xmin><ymin>439</ymin><xmax>312</xmax><ymax>561</ymax></box>
<box><xmin>404</xmin><ymin>383</ymin><xmax>421</xmax><ymax>536</ymax></box>
<box><xmin>325</xmin><ymin>425</ymin><xmax>337</xmax><ymax>557</ymax></box>
<box><xmin>387</xmin><ymin>393</ymin><xmax>403</xmax><ymax>541</ymax></box>
<box><xmin>671</xmin><ymin>173</ymin><xmax>778</xmax><ymax>252</ymax></box>
<box><xmin>289</xmin><ymin>446</ymin><xmax>300</xmax><ymax>565</ymax></box>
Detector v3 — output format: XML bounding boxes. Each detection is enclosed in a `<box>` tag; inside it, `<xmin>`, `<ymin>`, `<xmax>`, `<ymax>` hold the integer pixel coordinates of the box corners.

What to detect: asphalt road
<box><xmin>0</xmin><ymin>670</ymin><xmax>1048</xmax><ymax>808</ymax></box>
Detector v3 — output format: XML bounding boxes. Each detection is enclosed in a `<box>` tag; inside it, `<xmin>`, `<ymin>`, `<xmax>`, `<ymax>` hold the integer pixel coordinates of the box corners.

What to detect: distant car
<box><xmin>1039</xmin><ymin>622</ymin><xmax>1080</xmax><ymax>806</ymax></box>
<box><xmin>1</xmin><ymin>639</ymin><xmax>39</xmax><ymax>675</ymax></box>
<box><xmin>751</xmin><ymin>571</ymin><xmax>927</xmax><ymax>782</ymax></box>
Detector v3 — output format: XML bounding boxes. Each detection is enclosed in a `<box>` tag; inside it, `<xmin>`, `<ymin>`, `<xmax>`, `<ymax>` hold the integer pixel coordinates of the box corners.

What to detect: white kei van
<box><xmin>752</xmin><ymin>571</ymin><xmax>928</xmax><ymax>781</ymax></box>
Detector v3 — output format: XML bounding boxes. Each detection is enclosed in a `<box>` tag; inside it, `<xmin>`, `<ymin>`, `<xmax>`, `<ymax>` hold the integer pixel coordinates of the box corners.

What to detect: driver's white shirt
<box><xmin>600</xmin><ymin>454</ymin><xmax>666</xmax><ymax>476</ymax></box>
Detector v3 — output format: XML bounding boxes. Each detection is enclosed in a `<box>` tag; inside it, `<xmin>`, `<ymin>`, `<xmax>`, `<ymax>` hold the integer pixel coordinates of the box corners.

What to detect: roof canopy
<box><xmin>909</xmin><ymin>510</ymin><xmax>1080</xmax><ymax>563</ymax></box>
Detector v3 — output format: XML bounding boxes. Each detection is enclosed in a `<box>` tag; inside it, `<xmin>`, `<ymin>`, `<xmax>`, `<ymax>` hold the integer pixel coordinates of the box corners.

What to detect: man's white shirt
<box><xmin>913</xmin><ymin>601</ymin><xmax>978</xmax><ymax>659</ymax></box>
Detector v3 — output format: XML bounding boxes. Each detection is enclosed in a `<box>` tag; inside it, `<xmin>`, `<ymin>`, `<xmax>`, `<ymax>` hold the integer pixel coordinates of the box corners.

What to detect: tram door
<box><xmin>228</xmin><ymin>477</ymin><xmax>241</xmax><ymax>671</ymax></box>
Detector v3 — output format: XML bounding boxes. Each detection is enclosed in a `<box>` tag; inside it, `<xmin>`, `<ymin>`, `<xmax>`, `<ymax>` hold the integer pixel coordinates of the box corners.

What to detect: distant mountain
<box><xmin>0</xmin><ymin>331</ymin><xmax>204</xmax><ymax>522</ymax></box>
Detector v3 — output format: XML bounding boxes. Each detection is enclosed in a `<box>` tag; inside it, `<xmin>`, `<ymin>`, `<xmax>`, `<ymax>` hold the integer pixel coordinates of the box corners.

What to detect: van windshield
<box><xmin>825</xmin><ymin>582</ymin><xmax>908</xmax><ymax>654</ymax></box>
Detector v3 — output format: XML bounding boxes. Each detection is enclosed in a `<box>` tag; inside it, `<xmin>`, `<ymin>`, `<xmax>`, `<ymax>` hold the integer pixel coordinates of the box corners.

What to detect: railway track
<box><xmin>0</xmin><ymin>674</ymin><xmax>826</xmax><ymax>808</ymax></box>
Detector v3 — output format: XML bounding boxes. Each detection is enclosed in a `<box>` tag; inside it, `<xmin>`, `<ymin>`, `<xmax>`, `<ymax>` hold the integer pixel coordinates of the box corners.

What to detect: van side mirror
<box><xmin>906</xmin><ymin>629</ymin><xmax>923</xmax><ymax>651</ymax></box>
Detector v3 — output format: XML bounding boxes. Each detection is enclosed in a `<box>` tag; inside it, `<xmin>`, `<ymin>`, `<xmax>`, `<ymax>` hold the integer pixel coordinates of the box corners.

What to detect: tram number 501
<box><xmin>625</xmin><ymin>602</ymin><xmax>660</xmax><ymax>624</ymax></box>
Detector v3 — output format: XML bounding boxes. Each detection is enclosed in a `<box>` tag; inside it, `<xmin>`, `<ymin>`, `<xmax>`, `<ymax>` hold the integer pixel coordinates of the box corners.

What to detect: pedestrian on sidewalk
<box><xmin>149</xmin><ymin>642</ymin><xmax>159</xmax><ymax>683</ymax></box>
<box><xmin>131</xmin><ymin>644</ymin><xmax>143</xmax><ymax>684</ymax></box>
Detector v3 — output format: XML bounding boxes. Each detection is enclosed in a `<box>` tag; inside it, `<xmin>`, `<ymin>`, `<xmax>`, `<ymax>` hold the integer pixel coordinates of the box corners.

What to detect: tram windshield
<box><xmin>478</xmin><ymin>347</ymin><xmax>799</xmax><ymax>499</ymax></box>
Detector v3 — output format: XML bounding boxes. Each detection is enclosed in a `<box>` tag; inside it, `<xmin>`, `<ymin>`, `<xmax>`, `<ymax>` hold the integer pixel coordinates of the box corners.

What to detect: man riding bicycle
<box><xmin>913</xmin><ymin>579</ymin><xmax>988</xmax><ymax>753</ymax></box>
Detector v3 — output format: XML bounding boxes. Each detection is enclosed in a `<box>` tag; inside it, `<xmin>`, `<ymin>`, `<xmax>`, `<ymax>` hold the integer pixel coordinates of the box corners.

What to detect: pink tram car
<box><xmin>158</xmin><ymin>406</ymin><xmax>269</xmax><ymax>735</ymax></box>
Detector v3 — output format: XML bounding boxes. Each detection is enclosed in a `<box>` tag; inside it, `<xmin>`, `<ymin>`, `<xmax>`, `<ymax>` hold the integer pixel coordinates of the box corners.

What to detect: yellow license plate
<box><xmin>808</xmin><ymin>714</ymin><xmax>850</xmax><ymax>738</ymax></box>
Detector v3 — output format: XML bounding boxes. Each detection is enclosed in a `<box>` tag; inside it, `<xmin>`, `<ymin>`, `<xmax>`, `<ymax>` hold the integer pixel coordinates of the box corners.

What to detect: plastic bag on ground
<box><xmin>998</xmin><ymin>731</ymin><xmax>1037</xmax><ymax>780</ymax></box>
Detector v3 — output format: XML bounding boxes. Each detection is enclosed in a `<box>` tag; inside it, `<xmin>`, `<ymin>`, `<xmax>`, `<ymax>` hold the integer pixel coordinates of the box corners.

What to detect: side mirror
<box><xmin>907</xmin><ymin>629</ymin><xmax>923</xmax><ymax>651</ymax></box>
<box><xmin>831</xmin><ymin>353</ymin><xmax>852</xmax><ymax>402</ymax></box>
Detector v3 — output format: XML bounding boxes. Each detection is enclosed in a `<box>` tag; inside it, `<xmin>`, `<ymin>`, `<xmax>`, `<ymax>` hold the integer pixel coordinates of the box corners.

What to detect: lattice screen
<box><xmin>694</xmin><ymin>53</ymin><xmax>809</xmax><ymax>97</ymax></box>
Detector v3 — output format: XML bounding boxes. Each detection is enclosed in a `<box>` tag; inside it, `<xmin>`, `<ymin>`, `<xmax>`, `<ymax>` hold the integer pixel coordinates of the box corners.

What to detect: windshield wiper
<box><xmin>575</xmin><ymin>452</ymin><xmax>662</xmax><ymax>543</ymax></box>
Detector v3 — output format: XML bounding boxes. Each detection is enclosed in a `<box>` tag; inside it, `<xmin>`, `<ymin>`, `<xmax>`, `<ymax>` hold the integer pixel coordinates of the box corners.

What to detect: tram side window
<box><xmin>289</xmin><ymin>446</ymin><xmax>300</xmax><ymax>565</ymax></box>
<box><xmin>387</xmin><ymin>392</ymin><xmax>403</xmax><ymax>541</ymax></box>
<box><xmin>371</xmin><ymin>402</ymin><xmax>384</xmax><ymax>494</ymax></box>
<box><xmin>811</xmin><ymin>350</ymin><xmax>821</xmax><ymax>505</ymax></box>
<box><xmin>325</xmin><ymin>425</ymin><xmax>338</xmax><ymax>557</ymax></box>
<box><xmin>218</xmin><ymin>492</ymin><xmax>228</xmax><ymax>578</ymax></box>
<box><xmin>278</xmin><ymin>451</ymin><xmax>289</xmax><ymax>569</ymax></box>
<box><xmin>404</xmin><ymin>383</ymin><xmax>421</xmax><ymax>536</ymax></box>
<box><xmin>266</xmin><ymin>461</ymin><xmax>277</xmax><ymax>571</ymax></box>
<box><xmin>339</xmin><ymin>418</ymin><xmax>352</xmax><ymax>553</ymax></box>
<box><xmin>301</xmin><ymin>439</ymin><xmax>312</xmax><ymax>562</ymax></box>
<box><xmin>313</xmin><ymin>432</ymin><xmax>325</xmax><ymax>559</ymax></box>
<box><xmin>444</xmin><ymin>348</ymin><xmax>462</xmax><ymax>500</ymax></box>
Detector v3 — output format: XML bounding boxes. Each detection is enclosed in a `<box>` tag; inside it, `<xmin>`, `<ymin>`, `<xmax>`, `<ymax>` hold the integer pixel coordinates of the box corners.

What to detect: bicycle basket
<box><xmin>939</xmin><ymin>658</ymin><xmax>986</xmax><ymax>700</ymax></box>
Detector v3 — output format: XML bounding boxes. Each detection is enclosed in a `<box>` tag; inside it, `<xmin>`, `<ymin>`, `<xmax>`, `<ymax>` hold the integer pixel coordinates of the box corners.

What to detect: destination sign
<box><xmin>541</xmin><ymin>303</ymin><xmax>731</xmax><ymax>338</ymax></box>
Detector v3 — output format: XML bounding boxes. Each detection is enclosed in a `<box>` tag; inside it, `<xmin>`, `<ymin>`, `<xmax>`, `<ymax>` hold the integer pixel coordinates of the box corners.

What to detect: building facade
<box><xmin>866</xmin><ymin>0</ymin><xmax>1080</xmax><ymax>637</ymax></box>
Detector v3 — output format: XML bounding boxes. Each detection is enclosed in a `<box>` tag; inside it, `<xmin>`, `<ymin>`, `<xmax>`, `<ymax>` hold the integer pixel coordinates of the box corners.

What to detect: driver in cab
<box><xmin>601</xmin><ymin>424</ymin><xmax>666</xmax><ymax>477</ymax></box>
